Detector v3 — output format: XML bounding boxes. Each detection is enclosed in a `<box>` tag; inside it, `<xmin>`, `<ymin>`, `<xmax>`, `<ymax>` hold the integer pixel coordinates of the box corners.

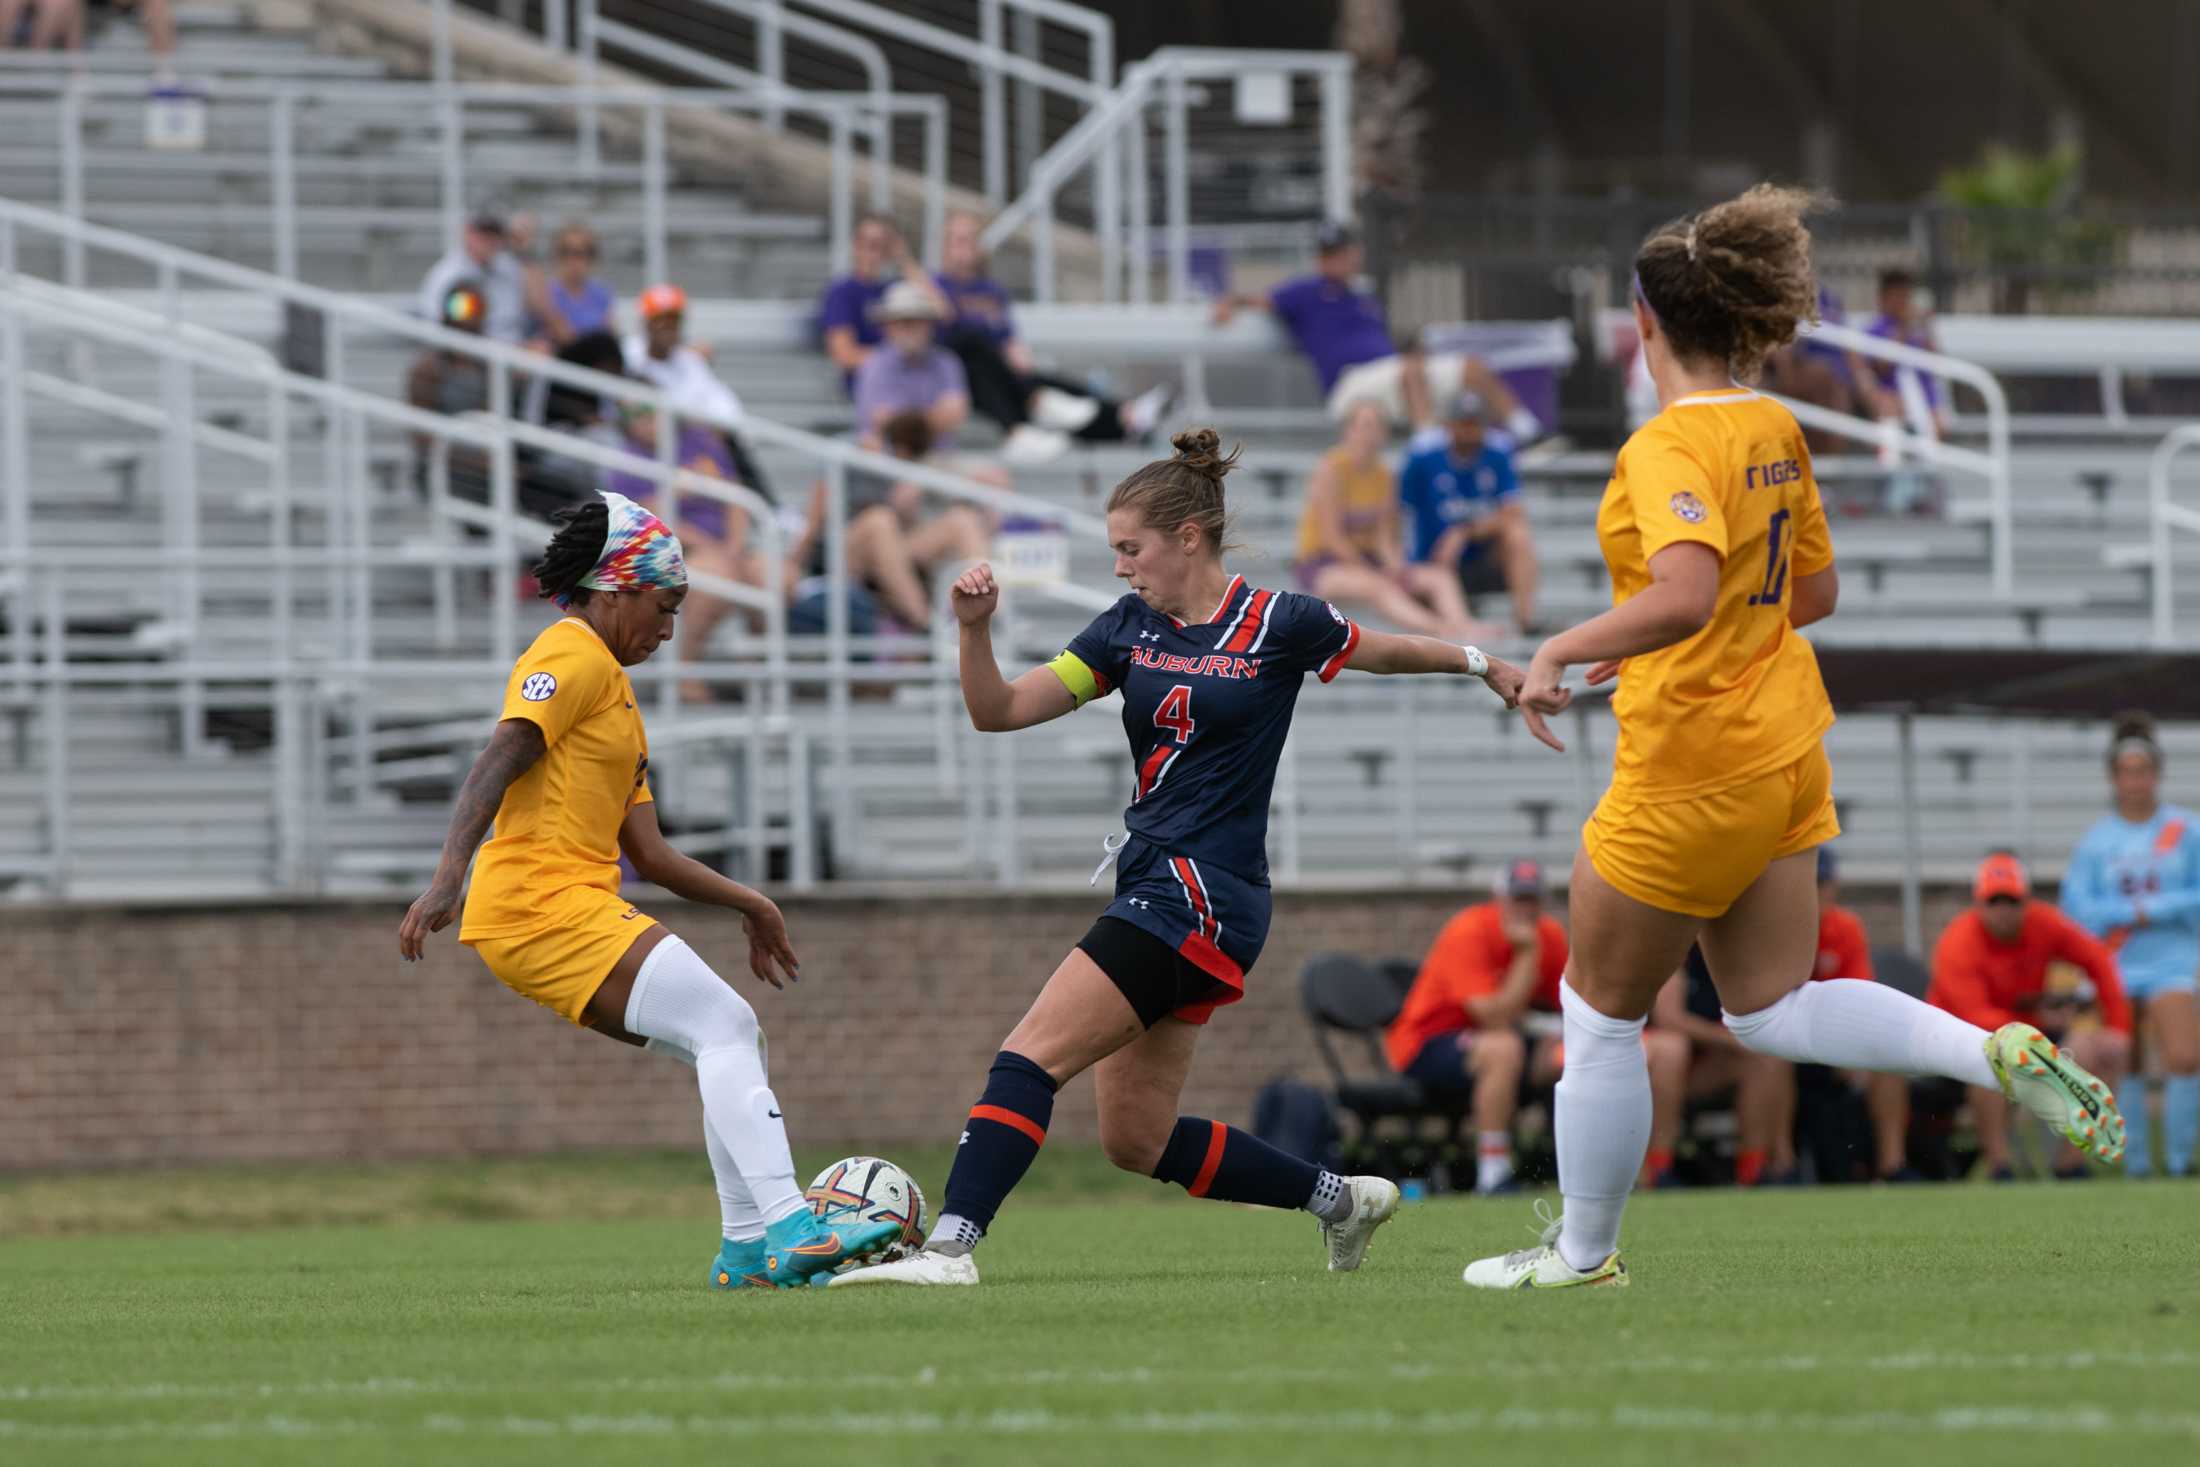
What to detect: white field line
<box><xmin>0</xmin><ymin>1351</ymin><xmax>2194</xmax><ymax>1406</ymax></box>
<box><xmin>1</xmin><ymin>1404</ymin><xmax>2199</xmax><ymax>1442</ymax></box>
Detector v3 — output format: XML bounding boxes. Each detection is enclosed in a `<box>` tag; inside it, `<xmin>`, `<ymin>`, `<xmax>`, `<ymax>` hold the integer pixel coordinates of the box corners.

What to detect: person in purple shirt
<box><xmin>540</xmin><ymin>221</ymin><xmax>616</xmax><ymax>345</ymax></box>
<box><xmin>1210</xmin><ymin>221</ymin><xmax>1541</xmax><ymax>439</ymax></box>
<box><xmin>1764</xmin><ymin>283</ymin><xmax>1886</xmax><ymax>451</ymax></box>
<box><xmin>818</xmin><ymin>213</ymin><xmax>942</xmax><ymax>393</ymax></box>
<box><xmin>852</xmin><ymin>282</ymin><xmax>972</xmax><ymax>449</ymax></box>
<box><xmin>932</xmin><ymin>210</ymin><xmax>1172</xmax><ymax>464</ymax></box>
<box><xmin>1863</xmin><ymin>268</ymin><xmax>1948</xmax><ymax>436</ymax></box>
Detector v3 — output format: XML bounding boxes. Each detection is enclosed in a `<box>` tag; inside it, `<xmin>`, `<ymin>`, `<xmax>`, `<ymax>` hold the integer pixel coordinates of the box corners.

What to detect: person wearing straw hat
<box><xmin>397</xmin><ymin>493</ymin><xmax>899</xmax><ymax>1289</ymax></box>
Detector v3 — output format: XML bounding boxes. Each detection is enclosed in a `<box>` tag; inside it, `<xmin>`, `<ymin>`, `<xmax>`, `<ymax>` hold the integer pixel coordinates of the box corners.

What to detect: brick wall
<box><xmin>2</xmin><ymin>884</ymin><xmax>1978</xmax><ymax>1172</ymax></box>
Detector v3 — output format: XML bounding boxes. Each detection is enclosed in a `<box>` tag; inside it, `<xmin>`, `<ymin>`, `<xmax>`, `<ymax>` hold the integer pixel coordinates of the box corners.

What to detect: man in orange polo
<box><xmin>1928</xmin><ymin>852</ymin><xmax>2133</xmax><ymax>1178</ymax></box>
<box><xmin>1389</xmin><ymin>860</ymin><xmax>1689</xmax><ymax>1193</ymax></box>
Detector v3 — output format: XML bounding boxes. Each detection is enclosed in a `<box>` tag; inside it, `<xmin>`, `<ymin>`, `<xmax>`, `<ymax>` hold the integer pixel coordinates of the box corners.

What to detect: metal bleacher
<box><xmin>7</xmin><ymin>3</ymin><xmax>2200</xmax><ymax>913</ymax></box>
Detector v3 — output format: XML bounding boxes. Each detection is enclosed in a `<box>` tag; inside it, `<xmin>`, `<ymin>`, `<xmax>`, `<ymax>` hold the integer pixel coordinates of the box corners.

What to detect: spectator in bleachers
<box><xmin>786</xmin><ymin>410</ymin><xmax>987</xmax><ymax>636</ymax></box>
<box><xmin>417</xmin><ymin>200</ymin><xmax>532</xmax><ymax>347</ymax></box>
<box><xmin>1928</xmin><ymin>852</ymin><xmax>2133</xmax><ymax>1178</ymax></box>
<box><xmin>1863</xmin><ymin>268</ymin><xmax>1948</xmax><ymax>437</ymax></box>
<box><xmin>1763</xmin><ymin>284</ymin><xmax>1885</xmax><ymax>452</ymax></box>
<box><xmin>621</xmin><ymin>283</ymin><xmax>772</xmax><ymax>498</ymax></box>
<box><xmin>1397</xmin><ymin>391</ymin><xmax>1541</xmax><ymax>634</ymax></box>
<box><xmin>1</xmin><ymin>0</ymin><xmax>79</xmax><ymax>50</ymax></box>
<box><xmin>2060</xmin><ymin>712</ymin><xmax>2200</xmax><ymax>1178</ymax></box>
<box><xmin>819</xmin><ymin>212</ymin><xmax>940</xmax><ymax>390</ymax></box>
<box><xmin>540</xmin><ymin>221</ymin><xmax>615</xmax><ymax>345</ymax></box>
<box><xmin>1209</xmin><ymin>221</ymin><xmax>1542</xmax><ymax>441</ymax></box>
<box><xmin>608</xmin><ymin>401</ymin><xmax>770</xmax><ymax>702</ymax></box>
<box><xmin>932</xmin><ymin>209</ymin><xmax>1173</xmax><ymax>465</ymax></box>
<box><xmin>852</xmin><ymin>283</ymin><xmax>970</xmax><ymax>450</ymax></box>
<box><xmin>1292</xmin><ymin>400</ymin><xmax>1489</xmax><ymax>639</ymax></box>
<box><xmin>1651</xmin><ymin>947</ymin><xmax>1797</xmax><ymax>1185</ymax></box>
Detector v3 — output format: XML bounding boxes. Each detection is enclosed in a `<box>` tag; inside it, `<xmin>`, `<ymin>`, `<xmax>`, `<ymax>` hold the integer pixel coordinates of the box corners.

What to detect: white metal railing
<box><xmin>982</xmin><ymin>47</ymin><xmax>1355</xmax><ymax>304</ymax></box>
<box><xmin>1768</xmin><ymin>318</ymin><xmax>2016</xmax><ymax>599</ymax></box>
<box><xmin>2144</xmin><ymin>424</ymin><xmax>2200</xmax><ymax>646</ymax></box>
<box><xmin>0</xmin><ymin>73</ymin><xmax>944</xmax><ymax>286</ymax></box>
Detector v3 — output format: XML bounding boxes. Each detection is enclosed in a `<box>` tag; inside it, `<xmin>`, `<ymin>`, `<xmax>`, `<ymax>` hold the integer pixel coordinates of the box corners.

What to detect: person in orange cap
<box><xmin>1927</xmin><ymin>852</ymin><xmax>2132</xmax><ymax>1178</ymax></box>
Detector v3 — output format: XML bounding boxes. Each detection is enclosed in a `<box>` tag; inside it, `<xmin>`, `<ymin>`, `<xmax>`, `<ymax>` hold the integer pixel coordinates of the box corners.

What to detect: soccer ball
<box><xmin>804</xmin><ymin>1155</ymin><xmax>929</xmax><ymax>1267</ymax></box>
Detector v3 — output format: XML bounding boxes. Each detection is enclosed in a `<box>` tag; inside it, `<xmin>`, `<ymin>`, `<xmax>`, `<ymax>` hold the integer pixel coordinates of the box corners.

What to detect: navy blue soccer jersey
<box><xmin>1045</xmin><ymin>573</ymin><xmax>1360</xmax><ymax>883</ymax></box>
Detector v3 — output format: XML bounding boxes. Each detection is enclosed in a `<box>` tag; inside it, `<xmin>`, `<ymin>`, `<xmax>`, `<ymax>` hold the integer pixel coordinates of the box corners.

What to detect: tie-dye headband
<box><xmin>559</xmin><ymin>491</ymin><xmax>688</xmax><ymax>607</ymax></box>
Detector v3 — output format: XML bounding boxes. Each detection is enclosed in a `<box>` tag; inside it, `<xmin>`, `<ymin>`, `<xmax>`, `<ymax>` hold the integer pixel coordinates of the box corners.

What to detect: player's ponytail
<box><xmin>1635</xmin><ymin>182</ymin><xmax>1826</xmax><ymax>380</ymax></box>
<box><xmin>533</xmin><ymin>499</ymin><xmax>610</xmax><ymax>605</ymax></box>
<box><xmin>2109</xmin><ymin>710</ymin><xmax>2163</xmax><ymax>772</ymax></box>
<box><xmin>1106</xmin><ymin>426</ymin><xmax>1242</xmax><ymax>556</ymax></box>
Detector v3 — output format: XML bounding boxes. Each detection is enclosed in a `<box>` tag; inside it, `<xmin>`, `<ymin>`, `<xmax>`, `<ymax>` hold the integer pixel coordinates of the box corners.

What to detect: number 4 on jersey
<box><xmin>1154</xmin><ymin>684</ymin><xmax>1195</xmax><ymax>743</ymax></box>
<box><xmin>1135</xmin><ymin>685</ymin><xmax>1195</xmax><ymax>803</ymax></box>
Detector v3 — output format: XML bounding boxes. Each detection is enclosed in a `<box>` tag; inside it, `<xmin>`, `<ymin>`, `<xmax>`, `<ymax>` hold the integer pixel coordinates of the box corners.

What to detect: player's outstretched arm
<box><xmin>1789</xmin><ymin>565</ymin><xmax>1838</xmax><ymax>629</ymax></box>
<box><xmin>398</xmin><ymin>719</ymin><xmax>546</xmax><ymax>960</ymax></box>
<box><xmin>952</xmin><ymin>562</ymin><xmax>1078</xmax><ymax>733</ymax></box>
<box><xmin>1343</xmin><ymin>632</ymin><xmax>1561</xmax><ymax>752</ymax></box>
<box><xmin>618</xmin><ymin>801</ymin><xmax>799</xmax><ymax>988</ymax></box>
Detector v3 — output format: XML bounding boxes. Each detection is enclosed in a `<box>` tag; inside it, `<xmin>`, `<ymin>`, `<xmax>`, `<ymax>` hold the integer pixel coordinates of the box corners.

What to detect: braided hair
<box><xmin>532</xmin><ymin>499</ymin><xmax>610</xmax><ymax>606</ymax></box>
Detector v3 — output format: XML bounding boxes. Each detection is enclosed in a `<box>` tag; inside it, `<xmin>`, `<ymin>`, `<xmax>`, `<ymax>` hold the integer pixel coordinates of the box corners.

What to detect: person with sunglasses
<box><xmin>1926</xmin><ymin>853</ymin><xmax>2133</xmax><ymax>1179</ymax></box>
<box><xmin>542</xmin><ymin>222</ymin><xmax>616</xmax><ymax>345</ymax></box>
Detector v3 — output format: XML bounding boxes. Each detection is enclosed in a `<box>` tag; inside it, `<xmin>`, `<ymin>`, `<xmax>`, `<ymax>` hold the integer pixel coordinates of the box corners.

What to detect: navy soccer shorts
<box><xmin>1081</xmin><ymin>836</ymin><xmax>1270</xmax><ymax>1026</ymax></box>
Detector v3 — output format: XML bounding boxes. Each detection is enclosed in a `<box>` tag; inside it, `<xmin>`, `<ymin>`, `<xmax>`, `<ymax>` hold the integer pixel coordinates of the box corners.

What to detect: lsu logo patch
<box><xmin>520</xmin><ymin>671</ymin><xmax>558</xmax><ymax>702</ymax></box>
<box><xmin>1669</xmin><ymin>491</ymin><xmax>1709</xmax><ymax>524</ymax></box>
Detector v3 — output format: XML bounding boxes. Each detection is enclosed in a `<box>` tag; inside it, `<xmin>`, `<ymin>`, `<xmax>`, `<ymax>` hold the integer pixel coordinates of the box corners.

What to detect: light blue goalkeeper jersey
<box><xmin>2060</xmin><ymin>805</ymin><xmax>2200</xmax><ymax>997</ymax></box>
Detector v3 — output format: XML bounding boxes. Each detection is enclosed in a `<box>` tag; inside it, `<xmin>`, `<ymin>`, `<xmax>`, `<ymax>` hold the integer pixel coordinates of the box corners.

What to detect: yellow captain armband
<box><xmin>1045</xmin><ymin>650</ymin><xmax>1103</xmax><ymax>708</ymax></box>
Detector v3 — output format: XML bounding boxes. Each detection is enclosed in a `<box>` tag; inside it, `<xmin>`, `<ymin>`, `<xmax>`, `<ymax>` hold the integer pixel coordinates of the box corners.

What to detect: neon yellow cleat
<box><xmin>1461</xmin><ymin>1203</ymin><xmax>1629</xmax><ymax>1290</ymax></box>
<box><xmin>1986</xmin><ymin>1023</ymin><xmax>2126</xmax><ymax>1166</ymax></box>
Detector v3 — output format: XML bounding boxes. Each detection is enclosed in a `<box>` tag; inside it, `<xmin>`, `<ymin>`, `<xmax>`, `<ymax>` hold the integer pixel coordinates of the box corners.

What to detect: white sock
<box><xmin>1306</xmin><ymin>1169</ymin><xmax>1352</xmax><ymax>1223</ymax></box>
<box><xmin>1476</xmin><ymin>1132</ymin><xmax>1513</xmax><ymax>1193</ymax></box>
<box><xmin>1553</xmin><ymin>979</ymin><xmax>1649</xmax><ymax>1272</ymax></box>
<box><xmin>646</xmin><ymin>1038</ymin><xmax>764</xmax><ymax>1242</ymax></box>
<box><xmin>626</xmin><ymin>936</ymin><xmax>807</xmax><ymax>1227</ymax></box>
<box><xmin>928</xmin><ymin>1213</ymin><xmax>982</xmax><ymax>1256</ymax></box>
<box><xmin>1722</xmin><ymin>979</ymin><xmax>1995</xmax><ymax>1089</ymax></box>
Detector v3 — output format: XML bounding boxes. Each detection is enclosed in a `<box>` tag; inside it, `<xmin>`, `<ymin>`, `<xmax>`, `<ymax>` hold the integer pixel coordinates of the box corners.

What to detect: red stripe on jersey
<box><xmin>1316</xmin><ymin>619</ymin><xmax>1362</xmax><ymax>683</ymax></box>
<box><xmin>1206</xmin><ymin>574</ymin><xmax>1245</xmax><ymax>627</ymax></box>
<box><xmin>1135</xmin><ymin>745</ymin><xmax>1178</xmax><ymax>802</ymax></box>
<box><xmin>1172</xmin><ymin>856</ymin><xmax>1213</xmax><ymax>939</ymax></box>
<box><xmin>1186</xmin><ymin>1119</ymin><xmax>1228</xmax><ymax>1197</ymax></box>
<box><xmin>1222</xmin><ymin>589</ymin><xmax>1272</xmax><ymax>654</ymax></box>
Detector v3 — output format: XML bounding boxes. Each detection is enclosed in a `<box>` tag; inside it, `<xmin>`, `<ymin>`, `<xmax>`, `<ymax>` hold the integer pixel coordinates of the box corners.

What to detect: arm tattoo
<box><xmin>435</xmin><ymin>725</ymin><xmax>544</xmax><ymax>878</ymax></box>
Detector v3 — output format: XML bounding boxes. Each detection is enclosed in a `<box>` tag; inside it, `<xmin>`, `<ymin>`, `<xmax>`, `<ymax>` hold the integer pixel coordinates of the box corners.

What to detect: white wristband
<box><xmin>1460</xmin><ymin>644</ymin><xmax>1489</xmax><ymax>679</ymax></box>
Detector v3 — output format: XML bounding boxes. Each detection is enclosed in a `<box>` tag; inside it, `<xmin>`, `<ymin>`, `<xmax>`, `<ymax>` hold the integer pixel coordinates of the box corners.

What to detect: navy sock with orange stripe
<box><xmin>934</xmin><ymin>1050</ymin><xmax>1057</xmax><ymax>1250</ymax></box>
<box><xmin>1152</xmin><ymin>1117</ymin><xmax>1336</xmax><ymax>1215</ymax></box>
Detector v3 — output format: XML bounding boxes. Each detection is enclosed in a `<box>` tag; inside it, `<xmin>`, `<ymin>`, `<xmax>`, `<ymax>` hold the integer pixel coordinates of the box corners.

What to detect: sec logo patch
<box><xmin>520</xmin><ymin>672</ymin><xmax>558</xmax><ymax>702</ymax></box>
<box><xmin>1669</xmin><ymin>491</ymin><xmax>1709</xmax><ymax>524</ymax></box>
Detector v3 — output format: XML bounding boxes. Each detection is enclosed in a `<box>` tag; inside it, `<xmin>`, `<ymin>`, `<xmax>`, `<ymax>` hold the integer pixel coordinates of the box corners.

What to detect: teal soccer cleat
<box><xmin>708</xmin><ymin>1237</ymin><xmax>772</xmax><ymax>1290</ymax></box>
<box><xmin>762</xmin><ymin>1210</ymin><xmax>902</xmax><ymax>1289</ymax></box>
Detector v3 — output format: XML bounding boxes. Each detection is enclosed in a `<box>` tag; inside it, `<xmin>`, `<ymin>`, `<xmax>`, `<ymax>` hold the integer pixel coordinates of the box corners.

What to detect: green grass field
<box><xmin>3</xmin><ymin>1151</ymin><xmax>2195</xmax><ymax>1466</ymax></box>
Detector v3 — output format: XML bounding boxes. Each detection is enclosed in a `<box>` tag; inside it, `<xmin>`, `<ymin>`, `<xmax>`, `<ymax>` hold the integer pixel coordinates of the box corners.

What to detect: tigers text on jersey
<box><xmin>460</xmin><ymin>617</ymin><xmax>652</xmax><ymax>940</ymax></box>
<box><xmin>1598</xmin><ymin>386</ymin><xmax>1836</xmax><ymax>801</ymax></box>
<box><xmin>1045</xmin><ymin>574</ymin><xmax>1358</xmax><ymax>883</ymax></box>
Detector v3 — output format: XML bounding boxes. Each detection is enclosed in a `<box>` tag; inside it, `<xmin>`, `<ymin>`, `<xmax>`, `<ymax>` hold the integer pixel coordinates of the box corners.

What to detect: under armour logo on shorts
<box><xmin>520</xmin><ymin>672</ymin><xmax>557</xmax><ymax>701</ymax></box>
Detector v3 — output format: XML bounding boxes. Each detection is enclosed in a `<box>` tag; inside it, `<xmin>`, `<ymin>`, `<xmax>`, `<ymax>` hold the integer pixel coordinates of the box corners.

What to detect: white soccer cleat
<box><xmin>1321</xmin><ymin>1176</ymin><xmax>1401</xmax><ymax>1272</ymax></box>
<box><xmin>824</xmin><ymin>1248</ymin><xmax>980</xmax><ymax>1288</ymax></box>
<box><xmin>1462</xmin><ymin>1202</ymin><xmax>1628</xmax><ymax>1290</ymax></box>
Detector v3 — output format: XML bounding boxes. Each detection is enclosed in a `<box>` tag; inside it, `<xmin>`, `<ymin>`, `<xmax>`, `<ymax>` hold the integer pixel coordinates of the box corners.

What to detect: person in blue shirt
<box><xmin>1397</xmin><ymin>392</ymin><xmax>1540</xmax><ymax>634</ymax></box>
<box><xmin>2061</xmin><ymin>712</ymin><xmax>2200</xmax><ymax>1177</ymax></box>
<box><xmin>1210</xmin><ymin>222</ymin><xmax>1542</xmax><ymax>439</ymax></box>
<box><xmin>833</xmin><ymin>428</ymin><xmax>1554</xmax><ymax>1290</ymax></box>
